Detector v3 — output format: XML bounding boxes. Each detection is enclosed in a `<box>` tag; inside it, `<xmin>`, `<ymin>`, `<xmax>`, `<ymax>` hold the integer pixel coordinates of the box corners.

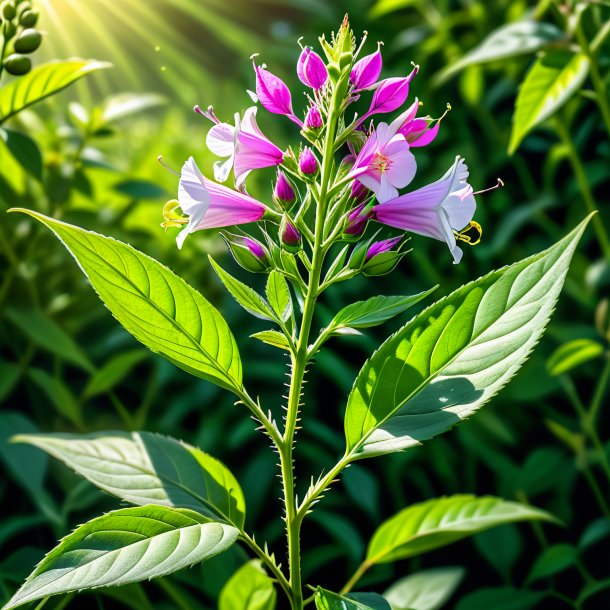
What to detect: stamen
<box><xmin>161</xmin><ymin>199</ymin><xmax>188</xmax><ymax>230</ymax></box>
<box><xmin>455</xmin><ymin>221</ymin><xmax>482</xmax><ymax>246</ymax></box>
<box><xmin>157</xmin><ymin>155</ymin><xmax>180</xmax><ymax>177</ymax></box>
<box><xmin>194</xmin><ymin>104</ymin><xmax>219</xmax><ymax>124</ymax></box>
<box><xmin>473</xmin><ymin>178</ymin><xmax>504</xmax><ymax>196</ymax></box>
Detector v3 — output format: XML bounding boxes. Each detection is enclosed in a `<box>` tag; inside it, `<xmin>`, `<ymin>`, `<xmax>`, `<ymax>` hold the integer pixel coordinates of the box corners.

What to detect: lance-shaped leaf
<box><xmin>15</xmin><ymin>431</ymin><xmax>246</xmax><ymax>529</ymax></box>
<box><xmin>11</xmin><ymin>210</ymin><xmax>242</xmax><ymax>392</ymax></box>
<box><xmin>219</xmin><ymin>560</ymin><xmax>276</xmax><ymax>610</ymax></box>
<box><xmin>344</xmin><ymin>217</ymin><xmax>590</xmax><ymax>458</ymax></box>
<box><xmin>509</xmin><ymin>51</ymin><xmax>590</xmax><ymax>154</ymax></box>
<box><xmin>315</xmin><ymin>588</ymin><xmax>391</xmax><ymax>610</ymax></box>
<box><xmin>2</xmin><ymin>505</ymin><xmax>238</xmax><ymax>610</ymax></box>
<box><xmin>326</xmin><ymin>288</ymin><xmax>438</xmax><ymax>333</ymax></box>
<box><xmin>266</xmin><ymin>271</ymin><xmax>292</xmax><ymax>322</ymax></box>
<box><xmin>366</xmin><ymin>495</ymin><xmax>553</xmax><ymax>566</ymax></box>
<box><xmin>0</xmin><ymin>60</ymin><xmax>110</xmax><ymax>124</ymax></box>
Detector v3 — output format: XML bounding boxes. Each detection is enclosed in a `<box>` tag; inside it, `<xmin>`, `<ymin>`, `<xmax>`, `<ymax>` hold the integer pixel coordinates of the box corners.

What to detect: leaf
<box><xmin>83</xmin><ymin>350</ymin><xmax>149</xmax><ymax>398</ymax></box>
<box><xmin>344</xmin><ymin>217</ymin><xmax>590</xmax><ymax>458</ymax></box>
<box><xmin>438</xmin><ymin>20</ymin><xmax>564</xmax><ymax>82</ymax></box>
<box><xmin>366</xmin><ymin>495</ymin><xmax>554</xmax><ymax>565</ymax></box>
<box><xmin>266</xmin><ymin>271</ymin><xmax>292</xmax><ymax>322</ymax></box>
<box><xmin>12</xmin><ymin>210</ymin><xmax>242</xmax><ymax>392</ymax></box>
<box><xmin>210</xmin><ymin>256</ymin><xmax>275</xmax><ymax>322</ymax></box>
<box><xmin>527</xmin><ymin>544</ymin><xmax>578</xmax><ymax>583</ymax></box>
<box><xmin>28</xmin><ymin>368</ymin><xmax>83</xmax><ymax>428</ymax></box>
<box><xmin>219</xmin><ymin>560</ymin><xmax>276</xmax><ymax>610</ymax></box>
<box><xmin>0</xmin><ymin>60</ymin><xmax>110</xmax><ymax>124</ymax></box>
<box><xmin>14</xmin><ymin>431</ymin><xmax>246</xmax><ymax>528</ymax></box>
<box><xmin>251</xmin><ymin>330</ymin><xmax>291</xmax><ymax>351</ymax></box>
<box><xmin>384</xmin><ymin>567</ymin><xmax>465</xmax><ymax>610</ymax></box>
<box><xmin>369</xmin><ymin>0</ymin><xmax>420</xmax><ymax>19</ymax></box>
<box><xmin>3</xmin><ymin>505</ymin><xmax>238</xmax><ymax>610</ymax></box>
<box><xmin>454</xmin><ymin>587</ymin><xmax>543</xmax><ymax>610</ymax></box>
<box><xmin>474</xmin><ymin>525</ymin><xmax>522</xmax><ymax>580</ymax></box>
<box><xmin>328</xmin><ymin>288</ymin><xmax>437</xmax><ymax>332</ymax></box>
<box><xmin>509</xmin><ymin>51</ymin><xmax>590</xmax><ymax>154</ymax></box>
<box><xmin>546</xmin><ymin>338</ymin><xmax>603</xmax><ymax>376</ymax></box>
<box><xmin>0</xmin><ymin>128</ymin><xmax>43</xmax><ymax>181</ymax></box>
<box><xmin>315</xmin><ymin>588</ymin><xmax>391</xmax><ymax>610</ymax></box>
<box><xmin>100</xmin><ymin>93</ymin><xmax>166</xmax><ymax>124</ymax></box>
<box><xmin>4</xmin><ymin>308</ymin><xmax>94</xmax><ymax>372</ymax></box>
<box><xmin>579</xmin><ymin>518</ymin><xmax>610</xmax><ymax>550</ymax></box>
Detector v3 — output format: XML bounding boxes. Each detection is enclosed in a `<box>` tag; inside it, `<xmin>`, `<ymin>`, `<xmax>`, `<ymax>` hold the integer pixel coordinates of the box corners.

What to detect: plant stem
<box><xmin>553</xmin><ymin>115</ymin><xmax>610</xmax><ymax>259</ymax></box>
<box><xmin>339</xmin><ymin>560</ymin><xmax>371</xmax><ymax>595</ymax></box>
<box><xmin>589</xmin><ymin>356</ymin><xmax>610</xmax><ymax>425</ymax></box>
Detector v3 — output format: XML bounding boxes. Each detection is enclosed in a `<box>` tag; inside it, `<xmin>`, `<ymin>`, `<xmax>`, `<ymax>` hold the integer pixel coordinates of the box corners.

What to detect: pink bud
<box><xmin>350</xmin><ymin>44</ymin><xmax>382</xmax><ymax>91</ymax></box>
<box><xmin>280</xmin><ymin>216</ymin><xmax>301</xmax><ymax>251</ymax></box>
<box><xmin>253</xmin><ymin>60</ymin><xmax>302</xmax><ymax>127</ymax></box>
<box><xmin>274</xmin><ymin>170</ymin><xmax>296</xmax><ymax>205</ymax></box>
<box><xmin>299</xmin><ymin>148</ymin><xmax>318</xmax><ymax>175</ymax></box>
<box><xmin>244</xmin><ymin>237</ymin><xmax>267</xmax><ymax>259</ymax></box>
<box><xmin>343</xmin><ymin>202</ymin><xmax>371</xmax><ymax>239</ymax></box>
<box><xmin>366</xmin><ymin>236</ymin><xmax>402</xmax><ymax>261</ymax></box>
<box><xmin>304</xmin><ymin>104</ymin><xmax>323</xmax><ymax>130</ymax></box>
<box><xmin>351</xmin><ymin>181</ymin><xmax>369</xmax><ymax>204</ymax></box>
<box><xmin>297</xmin><ymin>47</ymin><xmax>328</xmax><ymax>90</ymax></box>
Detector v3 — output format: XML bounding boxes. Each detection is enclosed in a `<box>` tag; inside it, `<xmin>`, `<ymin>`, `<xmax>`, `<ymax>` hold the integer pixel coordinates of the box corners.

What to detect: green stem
<box><xmin>339</xmin><ymin>560</ymin><xmax>371</xmax><ymax>595</ymax></box>
<box><xmin>553</xmin><ymin>115</ymin><xmax>610</xmax><ymax>259</ymax></box>
<box><xmin>589</xmin><ymin>356</ymin><xmax>610</xmax><ymax>425</ymax></box>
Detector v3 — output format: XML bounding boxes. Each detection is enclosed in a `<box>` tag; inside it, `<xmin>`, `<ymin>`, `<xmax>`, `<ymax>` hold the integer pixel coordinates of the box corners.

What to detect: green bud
<box><xmin>362</xmin><ymin>251</ymin><xmax>407</xmax><ymax>277</ymax></box>
<box><xmin>14</xmin><ymin>28</ymin><xmax>42</xmax><ymax>53</ymax></box>
<box><xmin>338</xmin><ymin>51</ymin><xmax>353</xmax><ymax>70</ymax></box>
<box><xmin>2</xmin><ymin>1</ymin><xmax>16</xmax><ymax>20</ymax></box>
<box><xmin>327</xmin><ymin>63</ymin><xmax>340</xmax><ymax>83</ymax></box>
<box><xmin>348</xmin><ymin>235</ymin><xmax>376</xmax><ymax>271</ymax></box>
<box><xmin>2</xmin><ymin>18</ymin><xmax>16</xmax><ymax>38</ymax></box>
<box><xmin>222</xmin><ymin>232</ymin><xmax>270</xmax><ymax>274</ymax></box>
<box><xmin>3</xmin><ymin>53</ymin><xmax>31</xmax><ymax>75</ymax></box>
<box><xmin>18</xmin><ymin>7</ymin><xmax>37</xmax><ymax>26</ymax></box>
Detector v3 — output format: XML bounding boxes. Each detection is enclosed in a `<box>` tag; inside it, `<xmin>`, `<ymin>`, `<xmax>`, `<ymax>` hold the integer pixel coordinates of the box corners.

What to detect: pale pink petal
<box><xmin>206</xmin><ymin>123</ymin><xmax>235</xmax><ymax>157</ymax></box>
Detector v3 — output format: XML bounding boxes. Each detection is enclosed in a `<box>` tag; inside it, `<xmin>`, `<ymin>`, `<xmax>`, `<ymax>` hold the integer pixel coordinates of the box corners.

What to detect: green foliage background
<box><xmin>1</xmin><ymin>0</ymin><xmax>609</xmax><ymax>608</ymax></box>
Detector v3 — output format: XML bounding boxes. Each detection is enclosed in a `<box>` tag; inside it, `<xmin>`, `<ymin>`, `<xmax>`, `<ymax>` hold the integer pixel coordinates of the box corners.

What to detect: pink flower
<box><xmin>206</xmin><ymin>114</ymin><xmax>238</xmax><ymax>183</ymax></box>
<box><xmin>394</xmin><ymin>98</ymin><xmax>442</xmax><ymax>148</ymax></box>
<box><xmin>253</xmin><ymin>60</ymin><xmax>303</xmax><ymax>127</ymax></box>
<box><xmin>349</xmin><ymin>121</ymin><xmax>416</xmax><ymax>204</ymax></box>
<box><xmin>350</xmin><ymin>43</ymin><xmax>382</xmax><ymax>92</ymax></box>
<box><xmin>373</xmin><ymin>156</ymin><xmax>476</xmax><ymax>264</ymax></box>
<box><xmin>297</xmin><ymin>47</ymin><xmax>328</xmax><ymax>90</ymax></box>
<box><xmin>176</xmin><ymin>156</ymin><xmax>267</xmax><ymax>249</ymax></box>
<box><xmin>299</xmin><ymin>147</ymin><xmax>318</xmax><ymax>175</ymax></box>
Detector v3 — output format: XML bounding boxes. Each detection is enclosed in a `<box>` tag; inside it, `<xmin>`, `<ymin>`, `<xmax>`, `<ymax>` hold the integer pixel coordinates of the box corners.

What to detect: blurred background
<box><xmin>1</xmin><ymin>0</ymin><xmax>610</xmax><ymax>608</ymax></box>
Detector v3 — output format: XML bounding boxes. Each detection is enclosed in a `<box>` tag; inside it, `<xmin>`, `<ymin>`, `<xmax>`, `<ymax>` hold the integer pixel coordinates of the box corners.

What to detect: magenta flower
<box><xmin>299</xmin><ymin>147</ymin><xmax>318</xmax><ymax>175</ymax></box>
<box><xmin>234</xmin><ymin>107</ymin><xmax>285</xmax><ymax>190</ymax></box>
<box><xmin>253</xmin><ymin>60</ymin><xmax>303</xmax><ymax>127</ymax></box>
<box><xmin>349</xmin><ymin>120</ymin><xmax>416</xmax><ymax>203</ymax></box>
<box><xmin>394</xmin><ymin>98</ymin><xmax>442</xmax><ymax>148</ymax></box>
<box><xmin>304</xmin><ymin>104</ymin><xmax>323</xmax><ymax>130</ymax></box>
<box><xmin>350</xmin><ymin>43</ymin><xmax>382</xmax><ymax>92</ymax></box>
<box><xmin>357</xmin><ymin>65</ymin><xmax>418</xmax><ymax>126</ymax></box>
<box><xmin>176</xmin><ymin>156</ymin><xmax>267</xmax><ymax>248</ymax></box>
<box><xmin>297</xmin><ymin>47</ymin><xmax>328</xmax><ymax>90</ymax></box>
<box><xmin>373</xmin><ymin>156</ymin><xmax>476</xmax><ymax>264</ymax></box>
<box><xmin>274</xmin><ymin>170</ymin><xmax>296</xmax><ymax>206</ymax></box>
<box><xmin>366</xmin><ymin>236</ymin><xmax>402</xmax><ymax>261</ymax></box>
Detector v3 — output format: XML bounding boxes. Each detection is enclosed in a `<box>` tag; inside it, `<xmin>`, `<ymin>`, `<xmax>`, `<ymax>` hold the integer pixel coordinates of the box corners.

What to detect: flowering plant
<box><xmin>4</xmin><ymin>17</ymin><xmax>590</xmax><ymax>610</ymax></box>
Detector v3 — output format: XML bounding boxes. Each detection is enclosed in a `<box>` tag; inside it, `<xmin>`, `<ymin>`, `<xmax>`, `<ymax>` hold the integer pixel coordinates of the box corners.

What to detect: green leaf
<box><xmin>2</xmin><ymin>505</ymin><xmax>238</xmax><ymax>610</ymax></box>
<box><xmin>100</xmin><ymin>93</ymin><xmax>166</xmax><ymax>124</ymax></box>
<box><xmin>266</xmin><ymin>271</ymin><xmax>292</xmax><ymax>322</ymax></box>
<box><xmin>4</xmin><ymin>308</ymin><xmax>94</xmax><ymax>372</ymax></box>
<box><xmin>366</xmin><ymin>495</ymin><xmax>554</xmax><ymax>565</ymax></box>
<box><xmin>438</xmin><ymin>20</ymin><xmax>564</xmax><ymax>82</ymax></box>
<box><xmin>0</xmin><ymin>128</ymin><xmax>43</xmax><ymax>181</ymax></box>
<box><xmin>14</xmin><ymin>431</ymin><xmax>246</xmax><ymax>528</ymax></box>
<box><xmin>12</xmin><ymin>210</ymin><xmax>242</xmax><ymax>392</ymax></box>
<box><xmin>83</xmin><ymin>350</ymin><xmax>149</xmax><ymax>398</ymax></box>
<box><xmin>345</xmin><ymin>217</ymin><xmax>589</xmax><ymax>458</ymax></box>
<box><xmin>251</xmin><ymin>330</ymin><xmax>291</xmax><ymax>351</ymax></box>
<box><xmin>546</xmin><ymin>338</ymin><xmax>603</xmax><ymax>376</ymax></box>
<box><xmin>315</xmin><ymin>588</ymin><xmax>391</xmax><ymax>610</ymax></box>
<box><xmin>384</xmin><ymin>567</ymin><xmax>465</xmax><ymax>610</ymax></box>
<box><xmin>526</xmin><ymin>544</ymin><xmax>577</xmax><ymax>583</ymax></box>
<box><xmin>579</xmin><ymin>518</ymin><xmax>610</xmax><ymax>550</ymax></box>
<box><xmin>219</xmin><ymin>560</ymin><xmax>276</xmax><ymax>610</ymax></box>
<box><xmin>0</xmin><ymin>60</ymin><xmax>110</xmax><ymax>124</ymax></box>
<box><xmin>210</xmin><ymin>257</ymin><xmax>275</xmax><ymax>322</ymax></box>
<box><xmin>328</xmin><ymin>288</ymin><xmax>437</xmax><ymax>332</ymax></box>
<box><xmin>509</xmin><ymin>51</ymin><xmax>590</xmax><ymax>154</ymax></box>
<box><xmin>369</xmin><ymin>0</ymin><xmax>420</xmax><ymax>19</ymax></box>
<box><xmin>28</xmin><ymin>369</ymin><xmax>83</xmax><ymax>428</ymax></box>
<box><xmin>454</xmin><ymin>587</ymin><xmax>543</xmax><ymax>610</ymax></box>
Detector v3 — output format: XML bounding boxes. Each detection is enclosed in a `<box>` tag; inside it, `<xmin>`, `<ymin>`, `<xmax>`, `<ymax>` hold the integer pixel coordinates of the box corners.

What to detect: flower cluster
<box><xmin>164</xmin><ymin>17</ymin><xmax>492</xmax><ymax>270</ymax></box>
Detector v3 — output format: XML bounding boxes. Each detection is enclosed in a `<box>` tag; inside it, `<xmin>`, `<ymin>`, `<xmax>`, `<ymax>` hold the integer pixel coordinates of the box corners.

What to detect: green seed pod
<box><xmin>1</xmin><ymin>1</ymin><xmax>16</xmax><ymax>20</ymax></box>
<box><xmin>18</xmin><ymin>7</ymin><xmax>37</xmax><ymax>26</ymax></box>
<box><xmin>3</xmin><ymin>53</ymin><xmax>31</xmax><ymax>75</ymax></box>
<box><xmin>14</xmin><ymin>28</ymin><xmax>42</xmax><ymax>53</ymax></box>
<box><xmin>2</xmin><ymin>18</ymin><xmax>16</xmax><ymax>38</ymax></box>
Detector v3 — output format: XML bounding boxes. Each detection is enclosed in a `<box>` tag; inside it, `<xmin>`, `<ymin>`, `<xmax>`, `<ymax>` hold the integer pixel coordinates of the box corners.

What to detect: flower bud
<box><xmin>365</xmin><ymin>236</ymin><xmax>402</xmax><ymax>261</ymax></box>
<box><xmin>304</xmin><ymin>104</ymin><xmax>323</xmax><ymax>130</ymax></box>
<box><xmin>365</xmin><ymin>66</ymin><xmax>418</xmax><ymax>119</ymax></box>
<box><xmin>362</xmin><ymin>236</ymin><xmax>406</xmax><ymax>276</ymax></box>
<box><xmin>14</xmin><ymin>28</ymin><xmax>42</xmax><ymax>53</ymax></box>
<box><xmin>351</xmin><ymin>180</ymin><xmax>369</xmax><ymax>204</ymax></box>
<box><xmin>299</xmin><ymin>147</ymin><xmax>318</xmax><ymax>175</ymax></box>
<box><xmin>2</xmin><ymin>1</ymin><xmax>16</xmax><ymax>20</ymax></box>
<box><xmin>280</xmin><ymin>216</ymin><xmax>301</xmax><ymax>252</ymax></box>
<box><xmin>297</xmin><ymin>47</ymin><xmax>328</xmax><ymax>90</ymax></box>
<box><xmin>222</xmin><ymin>232</ymin><xmax>270</xmax><ymax>273</ymax></box>
<box><xmin>253</xmin><ymin>60</ymin><xmax>294</xmax><ymax>119</ymax></box>
<box><xmin>350</xmin><ymin>44</ymin><xmax>382</xmax><ymax>91</ymax></box>
<box><xmin>274</xmin><ymin>170</ymin><xmax>296</xmax><ymax>207</ymax></box>
<box><xmin>343</xmin><ymin>203</ymin><xmax>371</xmax><ymax>240</ymax></box>
<box><xmin>19</xmin><ymin>8</ymin><xmax>38</xmax><ymax>26</ymax></box>
<box><xmin>2</xmin><ymin>19</ymin><xmax>16</xmax><ymax>39</ymax></box>
<box><xmin>3</xmin><ymin>53</ymin><xmax>31</xmax><ymax>75</ymax></box>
